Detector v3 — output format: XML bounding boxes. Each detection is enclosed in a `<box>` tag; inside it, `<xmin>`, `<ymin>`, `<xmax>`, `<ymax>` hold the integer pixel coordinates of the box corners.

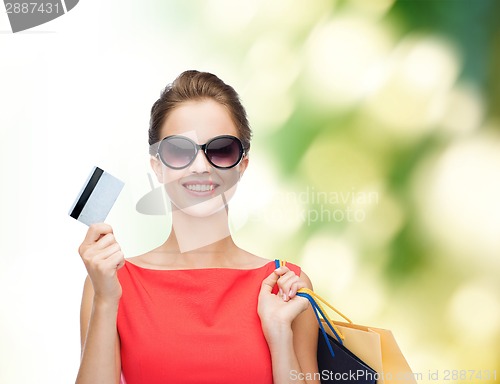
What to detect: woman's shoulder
<box><xmin>232</xmin><ymin>251</ymin><xmax>304</xmax><ymax>274</ymax></box>
<box><xmin>231</xmin><ymin>250</ymin><xmax>272</xmax><ymax>269</ymax></box>
<box><xmin>125</xmin><ymin>253</ymin><xmax>154</xmax><ymax>269</ymax></box>
<box><xmin>241</xmin><ymin>253</ymin><xmax>303</xmax><ymax>276</ymax></box>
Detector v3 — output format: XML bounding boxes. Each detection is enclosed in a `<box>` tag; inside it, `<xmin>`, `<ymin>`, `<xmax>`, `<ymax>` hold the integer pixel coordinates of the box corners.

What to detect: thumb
<box><xmin>260</xmin><ymin>269</ymin><xmax>280</xmax><ymax>294</ymax></box>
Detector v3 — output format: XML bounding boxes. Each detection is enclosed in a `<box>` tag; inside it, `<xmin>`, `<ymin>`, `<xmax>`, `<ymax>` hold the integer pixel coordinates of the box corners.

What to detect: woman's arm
<box><xmin>76</xmin><ymin>277</ymin><xmax>121</xmax><ymax>384</ymax></box>
<box><xmin>291</xmin><ymin>272</ymin><xmax>320</xmax><ymax>383</ymax></box>
<box><xmin>75</xmin><ymin>223</ymin><xmax>124</xmax><ymax>384</ymax></box>
<box><xmin>258</xmin><ymin>268</ymin><xmax>320</xmax><ymax>384</ymax></box>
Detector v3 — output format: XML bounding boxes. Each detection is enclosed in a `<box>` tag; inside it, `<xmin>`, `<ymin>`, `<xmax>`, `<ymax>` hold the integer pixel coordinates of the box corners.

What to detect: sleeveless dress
<box><xmin>117</xmin><ymin>260</ymin><xmax>301</xmax><ymax>384</ymax></box>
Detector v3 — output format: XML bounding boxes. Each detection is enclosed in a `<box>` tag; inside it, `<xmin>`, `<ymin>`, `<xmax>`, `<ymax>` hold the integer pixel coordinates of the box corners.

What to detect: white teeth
<box><xmin>185</xmin><ymin>184</ymin><xmax>215</xmax><ymax>192</ymax></box>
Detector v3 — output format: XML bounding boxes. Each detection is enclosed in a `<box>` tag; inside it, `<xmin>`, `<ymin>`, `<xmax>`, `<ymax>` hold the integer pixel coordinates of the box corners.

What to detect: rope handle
<box><xmin>297</xmin><ymin>291</ymin><xmax>341</xmax><ymax>357</ymax></box>
<box><xmin>297</xmin><ymin>288</ymin><xmax>353</xmax><ymax>324</ymax></box>
<box><xmin>274</xmin><ymin>259</ymin><xmax>354</xmax><ymax>357</ymax></box>
<box><xmin>296</xmin><ymin>290</ymin><xmax>347</xmax><ymax>343</ymax></box>
<box><xmin>273</xmin><ymin>259</ymin><xmax>352</xmax><ymax>324</ymax></box>
<box><xmin>275</xmin><ymin>259</ymin><xmax>287</xmax><ymax>268</ymax></box>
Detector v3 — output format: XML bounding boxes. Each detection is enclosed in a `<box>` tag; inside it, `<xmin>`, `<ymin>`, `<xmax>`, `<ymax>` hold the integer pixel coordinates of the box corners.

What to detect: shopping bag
<box><xmin>331</xmin><ymin>321</ymin><xmax>417</xmax><ymax>384</ymax></box>
<box><xmin>297</xmin><ymin>284</ymin><xmax>416</xmax><ymax>384</ymax></box>
<box><xmin>275</xmin><ymin>260</ymin><xmax>377</xmax><ymax>383</ymax></box>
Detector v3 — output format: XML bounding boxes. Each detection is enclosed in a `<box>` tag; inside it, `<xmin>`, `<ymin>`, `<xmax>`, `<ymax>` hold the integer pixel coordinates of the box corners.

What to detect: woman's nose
<box><xmin>189</xmin><ymin>149</ymin><xmax>211</xmax><ymax>173</ymax></box>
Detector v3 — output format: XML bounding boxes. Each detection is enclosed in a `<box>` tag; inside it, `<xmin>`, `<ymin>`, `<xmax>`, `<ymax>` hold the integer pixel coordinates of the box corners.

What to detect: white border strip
<box><xmin>61</xmin><ymin>0</ymin><xmax>68</xmax><ymax>13</ymax></box>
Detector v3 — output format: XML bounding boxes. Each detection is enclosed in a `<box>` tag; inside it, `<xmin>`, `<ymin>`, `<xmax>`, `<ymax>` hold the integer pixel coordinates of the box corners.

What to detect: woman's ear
<box><xmin>150</xmin><ymin>156</ymin><xmax>164</xmax><ymax>183</ymax></box>
<box><xmin>238</xmin><ymin>154</ymin><xmax>249</xmax><ymax>180</ymax></box>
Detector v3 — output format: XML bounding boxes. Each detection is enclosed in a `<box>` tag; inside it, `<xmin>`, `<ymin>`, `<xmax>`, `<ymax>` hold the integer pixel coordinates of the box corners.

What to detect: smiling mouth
<box><xmin>183</xmin><ymin>183</ymin><xmax>217</xmax><ymax>192</ymax></box>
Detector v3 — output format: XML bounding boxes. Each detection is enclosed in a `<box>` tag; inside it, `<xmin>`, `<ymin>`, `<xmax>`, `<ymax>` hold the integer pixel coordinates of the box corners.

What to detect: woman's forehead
<box><xmin>160</xmin><ymin>99</ymin><xmax>238</xmax><ymax>143</ymax></box>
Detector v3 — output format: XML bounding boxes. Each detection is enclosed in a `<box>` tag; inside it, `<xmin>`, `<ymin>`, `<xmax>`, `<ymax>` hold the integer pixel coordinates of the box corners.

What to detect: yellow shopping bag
<box><xmin>299</xmin><ymin>288</ymin><xmax>416</xmax><ymax>384</ymax></box>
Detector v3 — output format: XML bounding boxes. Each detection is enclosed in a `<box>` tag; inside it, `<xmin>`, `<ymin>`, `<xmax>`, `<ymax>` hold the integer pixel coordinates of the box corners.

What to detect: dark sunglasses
<box><xmin>156</xmin><ymin>135</ymin><xmax>245</xmax><ymax>170</ymax></box>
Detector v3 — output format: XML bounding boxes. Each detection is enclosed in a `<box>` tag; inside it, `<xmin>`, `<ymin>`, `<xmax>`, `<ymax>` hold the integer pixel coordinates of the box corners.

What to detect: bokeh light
<box><xmin>1</xmin><ymin>0</ymin><xmax>499</xmax><ymax>383</ymax></box>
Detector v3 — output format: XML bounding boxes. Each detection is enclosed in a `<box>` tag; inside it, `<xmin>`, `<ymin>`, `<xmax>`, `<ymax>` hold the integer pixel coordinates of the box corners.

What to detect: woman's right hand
<box><xmin>78</xmin><ymin>223</ymin><xmax>125</xmax><ymax>304</ymax></box>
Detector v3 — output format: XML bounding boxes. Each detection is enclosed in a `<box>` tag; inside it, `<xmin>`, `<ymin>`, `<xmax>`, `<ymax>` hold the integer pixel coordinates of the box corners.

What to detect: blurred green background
<box><xmin>1</xmin><ymin>0</ymin><xmax>499</xmax><ymax>383</ymax></box>
<box><xmin>169</xmin><ymin>0</ymin><xmax>500</xmax><ymax>381</ymax></box>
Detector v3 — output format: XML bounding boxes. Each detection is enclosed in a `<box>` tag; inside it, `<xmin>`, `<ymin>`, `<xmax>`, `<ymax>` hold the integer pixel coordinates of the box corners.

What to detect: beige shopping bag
<box><xmin>328</xmin><ymin>321</ymin><xmax>417</xmax><ymax>384</ymax></box>
<box><xmin>298</xmin><ymin>285</ymin><xmax>416</xmax><ymax>384</ymax></box>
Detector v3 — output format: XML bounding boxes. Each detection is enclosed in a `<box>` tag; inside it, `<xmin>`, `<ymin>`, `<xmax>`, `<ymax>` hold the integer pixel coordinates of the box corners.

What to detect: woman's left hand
<box><xmin>257</xmin><ymin>266</ymin><xmax>309</xmax><ymax>338</ymax></box>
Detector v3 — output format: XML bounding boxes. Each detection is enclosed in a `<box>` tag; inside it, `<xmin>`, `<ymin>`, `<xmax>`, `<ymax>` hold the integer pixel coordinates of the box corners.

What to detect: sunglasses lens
<box><xmin>159</xmin><ymin>137</ymin><xmax>196</xmax><ymax>169</ymax></box>
<box><xmin>206</xmin><ymin>137</ymin><xmax>243</xmax><ymax>168</ymax></box>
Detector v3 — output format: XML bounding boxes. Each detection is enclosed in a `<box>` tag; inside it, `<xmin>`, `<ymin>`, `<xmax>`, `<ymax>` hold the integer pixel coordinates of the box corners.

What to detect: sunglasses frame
<box><xmin>156</xmin><ymin>134</ymin><xmax>246</xmax><ymax>170</ymax></box>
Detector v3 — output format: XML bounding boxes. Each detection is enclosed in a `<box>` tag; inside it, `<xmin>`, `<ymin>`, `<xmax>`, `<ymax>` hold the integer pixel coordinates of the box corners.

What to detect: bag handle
<box><xmin>274</xmin><ymin>259</ymin><xmax>352</xmax><ymax>358</ymax></box>
<box><xmin>298</xmin><ymin>287</ymin><xmax>353</xmax><ymax>324</ymax></box>
<box><xmin>274</xmin><ymin>259</ymin><xmax>352</xmax><ymax>323</ymax></box>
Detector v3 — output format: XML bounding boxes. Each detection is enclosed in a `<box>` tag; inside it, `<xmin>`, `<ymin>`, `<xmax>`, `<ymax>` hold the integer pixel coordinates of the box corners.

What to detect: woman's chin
<box><xmin>171</xmin><ymin>195</ymin><xmax>229</xmax><ymax>218</ymax></box>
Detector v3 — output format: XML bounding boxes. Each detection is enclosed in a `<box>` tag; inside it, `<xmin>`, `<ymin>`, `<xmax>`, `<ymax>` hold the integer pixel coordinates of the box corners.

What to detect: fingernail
<box><xmin>279</xmin><ymin>288</ymin><xmax>283</xmax><ymax>297</ymax></box>
<box><xmin>283</xmin><ymin>293</ymin><xmax>287</xmax><ymax>301</ymax></box>
<box><xmin>289</xmin><ymin>289</ymin><xmax>293</xmax><ymax>297</ymax></box>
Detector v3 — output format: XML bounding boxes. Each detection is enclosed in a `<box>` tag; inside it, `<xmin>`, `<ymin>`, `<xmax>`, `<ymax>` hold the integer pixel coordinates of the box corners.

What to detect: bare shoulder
<box><xmin>125</xmin><ymin>254</ymin><xmax>149</xmax><ymax>267</ymax></box>
<box><xmin>125</xmin><ymin>246</ymin><xmax>168</xmax><ymax>269</ymax></box>
<box><xmin>234</xmin><ymin>248</ymin><xmax>272</xmax><ymax>269</ymax></box>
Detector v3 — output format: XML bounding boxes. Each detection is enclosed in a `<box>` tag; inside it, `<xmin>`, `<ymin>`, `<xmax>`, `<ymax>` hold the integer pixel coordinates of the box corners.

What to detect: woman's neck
<box><xmin>160</xmin><ymin>205</ymin><xmax>239</xmax><ymax>268</ymax></box>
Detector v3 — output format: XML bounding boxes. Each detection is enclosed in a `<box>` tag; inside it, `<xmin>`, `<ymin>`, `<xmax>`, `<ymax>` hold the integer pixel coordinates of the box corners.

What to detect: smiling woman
<box><xmin>74</xmin><ymin>70</ymin><xmax>320</xmax><ymax>384</ymax></box>
<box><xmin>150</xmin><ymin>100</ymin><xmax>245</xmax><ymax>221</ymax></box>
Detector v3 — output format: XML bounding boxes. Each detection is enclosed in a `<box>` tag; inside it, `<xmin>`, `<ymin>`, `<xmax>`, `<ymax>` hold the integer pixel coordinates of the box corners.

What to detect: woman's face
<box><xmin>151</xmin><ymin>99</ymin><xmax>248</xmax><ymax>217</ymax></box>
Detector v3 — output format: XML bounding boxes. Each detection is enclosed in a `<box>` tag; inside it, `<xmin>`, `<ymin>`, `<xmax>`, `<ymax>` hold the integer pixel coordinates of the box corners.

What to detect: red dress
<box><xmin>117</xmin><ymin>260</ymin><xmax>301</xmax><ymax>384</ymax></box>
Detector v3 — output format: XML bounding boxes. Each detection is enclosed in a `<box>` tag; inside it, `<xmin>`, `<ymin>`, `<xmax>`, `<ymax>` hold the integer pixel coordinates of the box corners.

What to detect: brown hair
<box><xmin>149</xmin><ymin>70</ymin><xmax>251</xmax><ymax>155</ymax></box>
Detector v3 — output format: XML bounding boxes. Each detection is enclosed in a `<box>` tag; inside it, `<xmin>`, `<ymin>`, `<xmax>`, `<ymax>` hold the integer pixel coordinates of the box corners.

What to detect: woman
<box><xmin>76</xmin><ymin>70</ymin><xmax>320</xmax><ymax>384</ymax></box>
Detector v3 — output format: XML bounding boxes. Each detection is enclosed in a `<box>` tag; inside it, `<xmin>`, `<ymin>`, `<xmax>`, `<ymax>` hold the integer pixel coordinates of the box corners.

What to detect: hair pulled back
<box><xmin>149</xmin><ymin>70</ymin><xmax>251</xmax><ymax>155</ymax></box>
